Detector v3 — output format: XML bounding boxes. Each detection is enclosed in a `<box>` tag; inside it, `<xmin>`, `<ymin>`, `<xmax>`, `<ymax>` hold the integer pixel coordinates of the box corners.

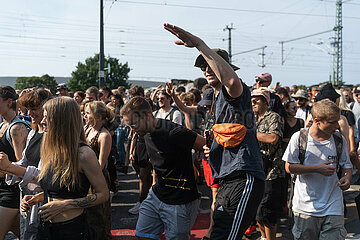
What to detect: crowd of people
<box><xmin>0</xmin><ymin>23</ymin><xmax>359</xmax><ymax>240</ymax></box>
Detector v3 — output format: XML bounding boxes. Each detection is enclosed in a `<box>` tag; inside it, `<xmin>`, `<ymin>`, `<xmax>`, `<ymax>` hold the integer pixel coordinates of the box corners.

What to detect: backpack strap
<box><xmin>332</xmin><ymin>130</ymin><xmax>343</xmax><ymax>176</ymax></box>
<box><xmin>5</xmin><ymin>119</ymin><xmax>31</xmax><ymax>148</ymax></box>
<box><xmin>153</xmin><ymin>109</ymin><xmax>159</xmax><ymax>118</ymax></box>
<box><xmin>350</xmin><ymin>102</ymin><xmax>355</xmax><ymax>110</ymax></box>
<box><xmin>298</xmin><ymin>128</ymin><xmax>309</xmax><ymax>164</ymax></box>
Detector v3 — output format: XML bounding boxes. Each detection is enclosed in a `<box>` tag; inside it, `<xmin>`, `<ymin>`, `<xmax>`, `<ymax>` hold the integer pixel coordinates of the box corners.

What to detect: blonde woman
<box><xmin>84</xmin><ymin>101</ymin><xmax>113</xmax><ymax>240</ymax></box>
<box><xmin>0</xmin><ymin>97</ymin><xmax>108</xmax><ymax>240</ymax></box>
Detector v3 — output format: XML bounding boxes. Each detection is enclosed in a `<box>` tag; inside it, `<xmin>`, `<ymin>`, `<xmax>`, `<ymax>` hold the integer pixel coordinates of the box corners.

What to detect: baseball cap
<box><xmin>255</xmin><ymin>73</ymin><xmax>272</xmax><ymax>84</ymax></box>
<box><xmin>194</xmin><ymin>49</ymin><xmax>240</xmax><ymax>71</ymax></box>
<box><xmin>251</xmin><ymin>87</ymin><xmax>270</xmax><ymax>105</ymax></box>
<box><xmin>198</xmin><ymin>87</ymin><xmax>214</xmax><ymax>106</ymax></box>
<box><xmin>354</xmin><ymin>87</ymin><xmax>360</xmax><ymax>94</ymax></box>
<box><xmin>57</xmin><ymin>83</ymin><xmax>69</xmax><ymax>90</ymax></box>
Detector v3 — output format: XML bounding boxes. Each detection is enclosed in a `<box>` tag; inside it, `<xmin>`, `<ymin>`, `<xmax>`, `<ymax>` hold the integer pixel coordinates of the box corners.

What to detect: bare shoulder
<box><xmin>79</xmin><ymin>145</ymin><xmax>97</xmax><ymax>164</ymax></box>
<box><xmin>10</xmin><ymin>123</ymin><xmax>28</xmax><ymax>133</ymax></box>
<box><xmin>99</xmin><ymin>129</ymin><xmax>111</xmax><ymax>141</ymax></box>
<box><xmin>9</xmin><ymin>123</ymin><xmax>28</xmax><ymax>138</ymax></box>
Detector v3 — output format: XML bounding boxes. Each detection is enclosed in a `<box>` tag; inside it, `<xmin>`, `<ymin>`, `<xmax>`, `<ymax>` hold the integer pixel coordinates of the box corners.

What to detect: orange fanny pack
<box><xmin>212</xmin><ymin>123</ymin><xmax>247</xmax><ymax>148</ymax></box>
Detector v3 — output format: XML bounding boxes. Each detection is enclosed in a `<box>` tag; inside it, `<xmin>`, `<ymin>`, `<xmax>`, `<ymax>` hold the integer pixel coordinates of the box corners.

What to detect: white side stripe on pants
<box><xmin>227</xmin><ymin>173</ymin><xmax>254</xmax><ymax>240</ymax></box>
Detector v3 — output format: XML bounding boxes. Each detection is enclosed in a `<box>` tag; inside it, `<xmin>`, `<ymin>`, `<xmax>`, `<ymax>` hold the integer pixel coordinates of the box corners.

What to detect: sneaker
<box><xmin>244</xmin><ymin>225</ymin><xmax>256</xmax><ymax>236</ymax></box>
<box><xmin>128</xmin><ymin>202</ymin><xmax>141</xmax><ymax>215</ymax></box>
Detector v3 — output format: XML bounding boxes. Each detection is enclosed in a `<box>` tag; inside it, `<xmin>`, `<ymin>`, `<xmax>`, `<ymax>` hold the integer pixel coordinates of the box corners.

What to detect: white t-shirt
<box><xmin>295</xmin><ymin>108</ymin><xmax>310</xmax><ymax>123</ymax></box>
<box><xmin>153</xmin><ymin>107</ymin><xmax>183</xmax><ymax>125</ymax></box>
<box><xmin>282</xmin><ymin>131</ymin><xmax>352</xmax><ymax>216</ymax></box>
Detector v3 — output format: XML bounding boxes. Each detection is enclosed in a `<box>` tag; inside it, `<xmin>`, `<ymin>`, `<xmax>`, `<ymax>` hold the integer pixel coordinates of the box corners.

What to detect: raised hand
<box><xmin>164</xmin><ymin>23</ymin><xmax>203</xmax><ymax>48</ymax></box>
<box><xmin>165</xmin><ymin>82</ymin><xmax>175</xmax><ymax>97</ymax></box>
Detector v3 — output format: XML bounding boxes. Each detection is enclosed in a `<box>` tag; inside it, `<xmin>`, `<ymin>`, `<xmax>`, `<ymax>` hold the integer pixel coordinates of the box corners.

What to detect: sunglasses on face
<box><xmin>157</xmin><ymin>97</ymin><xmax>166</xmax><ymax>101</ymax></box>
<box><xmin>356</xmin><ymin>94</ymin><xmax>360</xmax><ymax>97</ymax></box>
<box><xmin>200</xmin><ymin>63</ymin><xmax>209</xmax><ymax>72</ymax></box>
<box><xmin>296</xmin><ymin>98</ymin><xmax>306</xmax><ymax>102</ymax></box>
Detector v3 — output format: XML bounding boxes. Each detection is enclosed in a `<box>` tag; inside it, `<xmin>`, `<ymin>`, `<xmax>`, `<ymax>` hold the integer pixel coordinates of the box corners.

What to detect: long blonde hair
<box><xmin>336</xmin><ymin>89</ymin><xmax>351</xmax><ymax>111</ymax></box>
<box><xmin>38</xmin><ymin>97</ymin><xmax>85</xmax><ymax>190</ymax></box>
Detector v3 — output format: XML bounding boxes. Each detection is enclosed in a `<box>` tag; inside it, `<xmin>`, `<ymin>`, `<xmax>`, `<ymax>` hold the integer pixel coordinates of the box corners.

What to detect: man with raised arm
<box><xmin>164</xmin><ymin>23</ymin><xmax>265</xmax><ymax>240</ymax></box>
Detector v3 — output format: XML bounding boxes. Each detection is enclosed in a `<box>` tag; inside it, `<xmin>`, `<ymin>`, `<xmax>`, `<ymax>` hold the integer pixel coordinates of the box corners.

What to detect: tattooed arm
<box><xmin>37</xmin><ymin>146</ymin><xmax>109</xmax><ymax>222</ymax></box>
<box><xmin>10</xmin><ymin>123</ymin><xmax>29</xmax><ymax>161</ymax></box>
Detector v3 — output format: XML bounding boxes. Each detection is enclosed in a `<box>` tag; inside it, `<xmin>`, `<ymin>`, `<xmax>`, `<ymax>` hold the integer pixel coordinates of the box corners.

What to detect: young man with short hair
<box><xmin>164</xmin><ymin>23</ymin><xmax>265</xmax><ymax>239</ymax></box>
<box><xmin>283</xmin><ymin>99</ymin><xmax>352</xmax><ymax>240</ymax></box>
<box><xmin>121</xmin><ymin>96</ymin><xmax>205</xmax><ymax>239</ymax></box>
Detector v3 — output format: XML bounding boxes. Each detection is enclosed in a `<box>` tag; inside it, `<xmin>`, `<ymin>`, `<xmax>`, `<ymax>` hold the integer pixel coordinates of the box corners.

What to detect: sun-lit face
<box><xmin>28</xmin><ymin>107</ymin><xmax>44</xmax><ymax>125</ymax></box>
<box><xmin>251</xmin><ymin>96</ymin><xmax>267</xmax><ymax>115</ymax></box>
<box><xmin>85</xmin><ymin>93</ymin><xmax>97</xmax><ymax>102</ymax></box>
<box><xmin>84</xmin><ymin>105</ymin><xmax>95</xmax><ymax>126</ymax></box>
<box><xmin>201</xmin><ymin>63</ymin><xmax>220</xmax><ymax>87</ymax></box>
<box><xmin>285</xmin><ymin>101</ymin><xmax>297</xmax><ymax>117</ymax></box>
<box><xmin>74</xmin><ymin>93</ymin><xmax>83</xmax><ymax>104</ymax></box>
<box><xmin>157</xmin><ymin>94</ymin><xmax>171</xmax><ymax>109</ymax></box>
<box><xmin>316</xmin><ymin>113</ymin><xmax>340</xmax><ymax>136</ymax></box>
<box><xmin>40</xmin><ymin>109</ymin><xmax>48</xmax><ymax>132</ymax></box>
<box><xmin>123</xmin><ymin>112</ymin><xmax>149</xmax><ymax>137</ymax></box>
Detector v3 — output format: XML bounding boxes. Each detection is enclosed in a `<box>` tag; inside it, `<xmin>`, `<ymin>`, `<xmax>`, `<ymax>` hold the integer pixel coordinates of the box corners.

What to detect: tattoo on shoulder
<box><xmin>71</xmin><ymin>194</ymin><xmax>98</xmax><ymax>208</ymax></box>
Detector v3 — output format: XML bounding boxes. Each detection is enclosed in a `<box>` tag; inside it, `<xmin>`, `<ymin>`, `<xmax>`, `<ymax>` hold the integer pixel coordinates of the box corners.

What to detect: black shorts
<box><xmin>0</xmin><ymin>177</ymin><xmax>20</xmax><ymax>209</ymax></box>
<box><xmin>38</xmin><ymin>211</ymin><xmax>89</xmax><ymax>240</ymax></box>
<box><xmin>256</xmin><ymin>178</ymin><xmax>286</xmax><ymax>224</ymax></box>
<box><xmin>211</xmin><ymin>172</ymin><xmax>264</xmax><ymax>240</ymax></box>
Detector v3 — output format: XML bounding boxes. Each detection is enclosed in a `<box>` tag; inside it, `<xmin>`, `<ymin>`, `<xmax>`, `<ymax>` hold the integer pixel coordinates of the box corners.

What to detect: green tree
<box><xmin>15</xmin><ymin>74</ymin><xmax>57</xmax><ymax>94</ymax></box>
<box><xmin>68</xmin><ymin>54</ymin><xmax>130</xmax><ymax>92</ymax></box>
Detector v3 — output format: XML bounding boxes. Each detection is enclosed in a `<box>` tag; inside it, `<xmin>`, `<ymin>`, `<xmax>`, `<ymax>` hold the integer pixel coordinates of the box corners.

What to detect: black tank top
<box><xmin>25</xmin><ymin>131</ymin><xmax>43</xmax><ymax>167</ymax></box>
<box><xmin>39</xmin><ymin>142</ymin><xmax>90</xmax><ymax>199</ymax></box>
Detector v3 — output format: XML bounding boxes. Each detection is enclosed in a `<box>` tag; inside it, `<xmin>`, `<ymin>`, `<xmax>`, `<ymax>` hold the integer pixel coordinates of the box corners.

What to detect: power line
<box><xmin>110</xmin><ymin>0</ymin><xmax>360</xmax><ymax>20</ymax></box>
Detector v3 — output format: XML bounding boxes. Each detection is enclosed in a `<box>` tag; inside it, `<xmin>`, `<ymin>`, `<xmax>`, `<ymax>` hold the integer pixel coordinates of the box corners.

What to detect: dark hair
<box><xmin>175</xmin><ymin>86</ymin><xmax>186</xmax><ymax>93</ymax></box>
<box><xmin>74</xmin><ymin>91</ymin><xmax>85</xmax><ymax>100</ymax></box>
<box><xmin>86</xmin><ymin>86</ymin><xmax>100</xmax><ymax>99</ymax></box>
<box><xmin>100</xmin><ymin>86</ymin><xmax>112</xmax><ymax>97</ymax></box>
<box><xmin>111</xmin><ymin>93</ymin><xmax>124</xmax><ymax>107</ymax></box>
<box><xmin>18</xmin><ymin>88</ymin><xmax>53</xmax><ymax>109</ymax></box>
<box><xmin>189</xmin><ymin>88</ymin><xmax>202</xmax><ymax>103</ymax></box>
<box><xmin>120</xmin><ymin>96</ymin><xmax>151</xmax><ymax>117</ymax></box>
<box><xmin>276</xmin><ymin>87</ymin><xmax>289</xmax><ymax>98</ymax></box>
<box><xmin>0</xmin><ymin>86</ymin><xmax>18</xmax><ymax>110</ymax></box>
<box><xmin>128</xmin><ymin>85</ymin><xmax>144</xmax><ymax>97</ymax></box>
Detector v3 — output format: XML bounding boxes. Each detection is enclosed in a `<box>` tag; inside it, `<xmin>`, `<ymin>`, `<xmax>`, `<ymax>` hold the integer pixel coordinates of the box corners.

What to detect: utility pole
<box><xmin>332</xmin><ymin>0</ymin><xmax>343</xmax><ymax>86</ymax></box>
<box><xmin>99</xmin><ymin>0</ymin><xmax>105</xmax><ymax>88</ymax></box>
<box><xmin>233</xmin><ymin>46</ymin><xmax>267</xmax><ymax>68</ymax></box>
<box><xmin>279</xmin><ymin>29</ymin><xmax>334</xmax><ymax>65</ymax></box>
<box><xmin>223</xmin><ymin>24</ymin><xmax>234</xmax><ymax>63</ymax></box>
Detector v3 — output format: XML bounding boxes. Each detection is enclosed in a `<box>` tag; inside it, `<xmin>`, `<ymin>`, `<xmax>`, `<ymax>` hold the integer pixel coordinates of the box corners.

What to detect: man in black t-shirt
<box><xmin>120</xmin><ymin>96</ymin><xmax>206</xmax><ymax>239</ymax></box>
<box><xmin>164</xmin><ymin>24</ymin><xmax>265</xmax><ymax>240</ymax></box>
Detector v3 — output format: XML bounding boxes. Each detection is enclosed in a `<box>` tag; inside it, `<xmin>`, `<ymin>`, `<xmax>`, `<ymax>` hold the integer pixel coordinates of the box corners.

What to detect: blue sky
<box><xmin>1</xmin><ymin>0</ymin><xmax>360</xmax><ymax>87</ymax></box>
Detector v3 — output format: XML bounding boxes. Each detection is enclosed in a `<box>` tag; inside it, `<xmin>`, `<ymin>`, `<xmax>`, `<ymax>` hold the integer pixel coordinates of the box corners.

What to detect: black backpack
<box><xmin>154</xmin><ymin>107</ymin><xmax>185</xmax><ymax>125</ymax></box>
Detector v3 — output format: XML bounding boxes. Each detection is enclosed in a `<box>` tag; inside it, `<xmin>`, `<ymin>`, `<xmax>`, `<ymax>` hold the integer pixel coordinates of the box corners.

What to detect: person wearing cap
<box><xmin>292</xmin><ymin>89</ymin><xmax>311</xmax><ymax>123</ymax></box>
<box><xmin>254</xmin><ymin>72</ymin><xmax>286</xmax><ymax>119</ymax></box>
<box><xmin>56</xmin><ymin>83</ymin><xmax>70</xmax><ymax>97</ymax></box>
<box><xmin>165</xmin><ymin>23</ymin><xmax>265</xmax><ymax>239</ymax></box>
<box><xmin>251</xmin><ymin>88</ymin><xmax>285</xmax><ymax>240</ymax></box>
